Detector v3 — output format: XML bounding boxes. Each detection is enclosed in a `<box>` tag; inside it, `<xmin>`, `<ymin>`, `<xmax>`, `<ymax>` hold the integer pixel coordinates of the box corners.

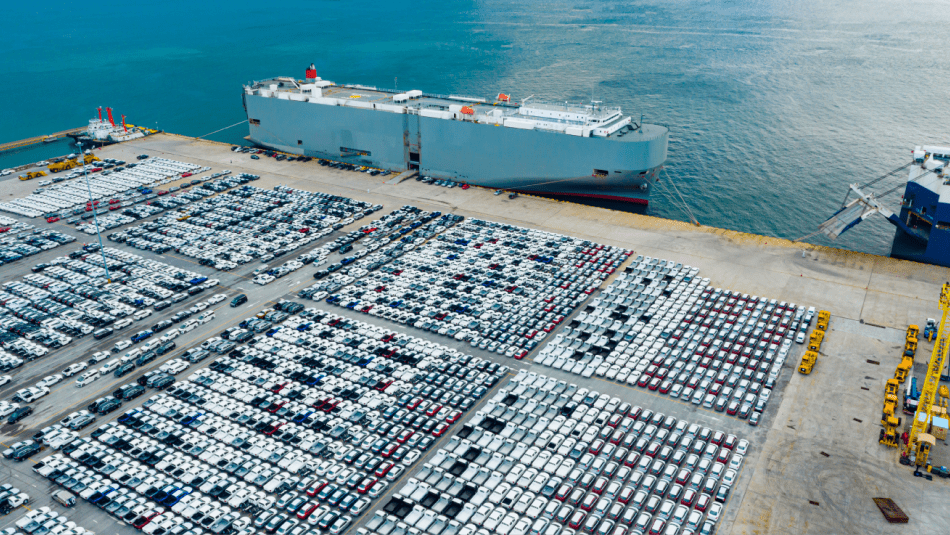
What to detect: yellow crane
<box><xmin>904</xmin><ymin>283</ymin><xmax>950</xmax><ymax>467</ymax></box>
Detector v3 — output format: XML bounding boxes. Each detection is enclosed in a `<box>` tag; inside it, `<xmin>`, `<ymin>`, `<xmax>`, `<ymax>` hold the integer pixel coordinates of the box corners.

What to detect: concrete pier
<box><xmin>2</xmin><ymin>132</ymin><xmax>947</xmax><ymax>535</ymax></box>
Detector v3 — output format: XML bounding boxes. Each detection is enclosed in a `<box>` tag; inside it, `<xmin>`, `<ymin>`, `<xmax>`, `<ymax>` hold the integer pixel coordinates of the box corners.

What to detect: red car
<box><xmin>357</xmin><ymin>477</ymin><xmax>378</xmax><ymax>494</ymax></box>
<box><xmin>432</xmin><ymin>423</ymin><xmax>450</xmax><ymax>437</ymax></box>
<box><xmin>132</xmin><ymin>510</ymin><xmax>163</xmax><ymax>529</ymax></box>
<box><xmin>306</xmin><ymin>480</ymin><xmax>328</xmax><ymax>497</ymax></box>
<box><xmin>46</xmin><ymin>216</ymin><xmax>59</xmax><ymax>223</ymax></box>
<box><xmin>554</xmin><ymin>484</ymin><xmax>573</xmax><ymax>502</ymax></box>
<box><xmin>396</xmin><ymin>429</ymin><xmax>414</xmax><ymax>444</ymax></box>
<box><xmin>375</xmin><ymin>462</ymin><xmax>394</xmax><ymax>478</ymax></box>
<box><xmin>380</xmin><ymin>443</ymin><xmax>399</xmax><ymax>458</ymax></box>
<box><xmin>425</xmin><ymin>404</ymin><xmax>442</xmax><ymax>417</ymax></box>
<box><xmin>263</xmin><ymin>422</ymin><xmax>285</xmax><ymax>436</ymax></box>
<box><xmin>406</xmin><ymin>398</ymin><xmax>422</xmax><ymax>411</ymax></box>
<box><xmin>568</xmin><ymin>511</ymin><xmax>587</xmax><ymax>530</ymax></box>
<box><xmin>297</xmin><ymin>502</ymin><xmax>319</xmax><ymax>519</ymax></box>
<box><xmin>445</xmin><ymin>410</ymin><xmax>462</xmax><ymax>424</ymax></box>
<box><xmin>680</xmin><ymin>489</ymin><xmax>697</xmax><ymax>507</ymax></box>
<box><xmin>182</xmin><ymin>172</ymin><xmax>193</xmax><ymax>178</ymax></box>
<box><xmin>695</xmin><ymin>493</ymin><xmax>712</xmax><ymax>512</ymax></box>
<box><xmin>515</xmin><ymin>350</ymin><xmax>528</xmax><ymax>360</ymax></box>
<box><xmin>579</xmin><ymin>493</ymin><xmax>598</xmax><ymax>511</ymax></box>
<box><xmin>589</xmin><ymin>440</ymin><xmax>605</xmax><ymax>455</ymax></box>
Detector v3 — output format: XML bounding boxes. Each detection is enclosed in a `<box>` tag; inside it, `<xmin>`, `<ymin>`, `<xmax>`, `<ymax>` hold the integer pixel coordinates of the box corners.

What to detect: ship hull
<box><xmin>244</xmin><ymin>93</ymin><xmax>668</xmax><ymax>204</ymax></box>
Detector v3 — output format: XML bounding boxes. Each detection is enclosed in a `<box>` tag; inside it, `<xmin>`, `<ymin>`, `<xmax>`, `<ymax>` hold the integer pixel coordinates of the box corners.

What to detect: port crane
<box><xmin>903</xmin><ymin>283</ymin><xmax>950</xmax><ymax>467</ymax></box>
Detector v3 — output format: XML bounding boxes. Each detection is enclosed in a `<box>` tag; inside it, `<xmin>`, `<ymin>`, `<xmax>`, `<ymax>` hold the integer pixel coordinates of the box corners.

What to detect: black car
<box><xmin>7</xmin><ymin>406</ymin><xmax>32</xmax><ymax>424</ymax></box>
<box><xmin>93</xmin><ymin>328</ymin><xmax>114</xmax><ymax>340</ymax></box>
<box><xmin>96</xmin><ymin>399</ymin><xmax>122</xmax><ymax>415</ymax></box>
<box><xmin>155</xmin><ymin>341</ymin><xmax>176</xmax><ymax>356</ymax></box>
<box><xmin>10</xmin><ymin>442</ymin><xmax>40</xmax><ymax>461</ymax></box>
<box><xmin>152</xmin><ymin>320</ymin><xmax>174</xmax><ymax>333</ymax></box>
<box><xmin>114</xmin><ymin>362</ymin><xmax>136</xmax><ymax>378</ymax></box>
<box><xmin>231</xmin><ymin>294</ymin><xmax>248</xmax><ymax>307</ymax></box>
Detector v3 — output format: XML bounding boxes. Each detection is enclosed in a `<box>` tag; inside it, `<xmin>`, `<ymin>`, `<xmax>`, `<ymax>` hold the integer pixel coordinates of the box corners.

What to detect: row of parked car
<box><xmin>0</xmin><ymin>215</ymin><xmax>76</xmax><ymax>266</ymax></box>
<box><xmin>0</xmin><ymin>158</ymin><xmax>204</xmax><ymax>218</ymax></box>
<box><xmin>71</xmin><ymin>171</ymin><xmax>257</xmax><ymax>234</ymax></box>
<box><xmin>323</xmin><ymin>217</ymin><xmax>624</xmax><ymax>357</ymax></box>
<box><xmin>368</xmin><ymin>370</ymin><xmax>745</xmax><ymax>535</ymax></box>
<box><xmin>539</xmin><ymin>255</ymin><xmax>807</xmax><ymax>425</ymax></box>
<box><xmin>14</xmin><ymin>299</ymin><xmax>508</xmax><ymax>535</ymax></box>
<box><xmin>0</xmin><ymin>247</ymin><xmax>224</xmax><ymax>398</ymax></box>
<box><xmin>110</xmin><ymin>185</ymin><xmax>377</xmax><ymax>272</ymax></box>
<box><xmin>8</xmin><ymin>504</ymin><xmax>95</xmax><ymax>535</ymax></box>
<box><xmin>298</xmin><ymin>206</ymin><xmax>452</xmax><ymax>300</ymax></box>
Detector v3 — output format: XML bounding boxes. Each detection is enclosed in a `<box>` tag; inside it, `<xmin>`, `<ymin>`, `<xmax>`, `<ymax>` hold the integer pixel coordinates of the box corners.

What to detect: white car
<box><xmin>134</xmin><ymin>309</ymin><xmax>153</xmax><ymax>321</ymax></box>
<box><xmin>37</xmin><ymin>374</ymin><xmax>63</xmax><ymax>387</ymax></box>
<box><xmin>113</xmin><ymin>318</ymin><xmax>134</xmax><ymax>330</ymax></box>
<box><xmin>208</xmin><ymin>294</ymin><xmax>227</xmax><ymax>304</ymax></box>
<box><xmin>795</xmin><ymin>331</ymin><xmax>806</xmax><ymax>344</ymax></box>
<box><xmin>0</xmin><ymin>375</ymin><xmax>11</xmax><ymax>386</ymax></box>
<box><xmin>161</xmin><ymin>331</ymin><xmax>180</xmax><ymax>342</ymax></box>
<box><xmin>0</xmin><ymin>403</ymin><xmax>21</xmax><ymax>417</ymax></box>
<box><xmin>76</xmin><ymin>371</ymin><xmax>100</xmax><ymax>388</ymax></box>
<box><xmin>196</xmin><ymin>313</ymin><xmax>215</xmax><ymax>325</ymax></box>
<box><xmin>88</xmin><ymin>351</ymin><xmax>110</xmax><ymax>364</ymax></box>
<box><xmin>62</xmin><ymin>363</ymin><xmax>88</xmax><ymax>377</ymax></box>
<box><xmin>113</xmin><ymin>340</ymin><xmax>133</xmax><ymax>353</ymax></box>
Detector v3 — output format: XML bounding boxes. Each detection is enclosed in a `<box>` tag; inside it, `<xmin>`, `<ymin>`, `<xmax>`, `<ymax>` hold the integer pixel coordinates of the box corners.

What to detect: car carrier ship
<box><xmin>243</xmin><ymin>65</ymin><xmax>669</xmax><ymax>204</ymax></box>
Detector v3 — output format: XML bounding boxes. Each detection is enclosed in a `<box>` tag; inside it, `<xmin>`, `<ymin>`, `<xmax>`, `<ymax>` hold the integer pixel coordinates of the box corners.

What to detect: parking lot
<box><xmin>0</xmin><ymin>200</ymin><xmax>773</xmax><ymax>535</ymax></box>
<box><xmin>0</xmin><ymin>134</ymin><xmax>948</xmax><ymax>535</ymax></box>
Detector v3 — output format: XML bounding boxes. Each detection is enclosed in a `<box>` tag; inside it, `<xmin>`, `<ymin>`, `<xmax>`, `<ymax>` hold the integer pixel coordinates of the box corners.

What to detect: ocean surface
<box><xmin>2</xmin><ymin>0</ymin><xmax>948</xmax><ymax>256</ymax></box>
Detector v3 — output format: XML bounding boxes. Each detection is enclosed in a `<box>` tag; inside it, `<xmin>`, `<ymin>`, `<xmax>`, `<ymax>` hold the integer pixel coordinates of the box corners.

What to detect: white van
<box><xmin>75</xmin><ymin>371</ymin><xmax>99</xmax><ymax>388</ymax></box>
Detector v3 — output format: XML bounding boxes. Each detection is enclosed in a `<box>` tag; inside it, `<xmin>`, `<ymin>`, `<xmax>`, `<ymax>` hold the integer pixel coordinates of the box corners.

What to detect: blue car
<box><xmin>89</xmin><ymin>486</ymin><xmax>116</xmax><ymax>504</ymax></box>
<box><xmin>180</xmin><ymin>411</ymin><xmax>204</xmax><ymax>426</ymax></box>
<box><xmin>131</xmin><ymin>330</ymin><xmax>153</xmax><ymax>343</ymax></box>
<box><xmin>162</xmin><ymin>486</ymin><xmax>192</xmax><ymax>506</ymax></box>
<box><xmin>118</xmin><ymin>409</ymin><xmax>140</xmax><ymax>424</ymax></box>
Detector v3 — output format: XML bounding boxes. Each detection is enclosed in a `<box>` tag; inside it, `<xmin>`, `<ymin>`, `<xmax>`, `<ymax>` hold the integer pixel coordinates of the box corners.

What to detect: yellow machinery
<box><xmin>895</xmin><ymin>325</ymin><xmax>919</xmax><ymax>383</ymax></box>
<box><xmin>895</xmin><ymin>356</ymin><xmax>913</xmax><ymax>383</ymax></box>
<box><xmin>816</xmin><ymin>310</ymin><xmax>831</xmax><ymax>331</ymax></box>
<box><xmin>48</xmin><ymin>159</ymin><xmax>77</xmax><ymax>173</ymax></box>
<box><xmin>799</xmin><ymin>350</ymin><xmax>818</xmax><ymax>375</ymax></box>
<box><xmin>48</xmin><ymin>154</ymin><xmax>99</xmax><ymax>173</ymax></box>
<box><xmin>807</xmin><ymin>330</ymin><xmax>824</xmax><ymax>353</ymax></box>
<box><xmin>904</xmin><ymin>283</ymin><xmax>950</xmax><ymax>468</ymax></box>
<box><xmin>881</xmin><ymin>378</ymin><xmax>902</xmax><ymax>447</ymax></box>
<box><xmin>18</xmin><ymin>171</ymin><xmax>46</xmax><ymax>180</ymax></box>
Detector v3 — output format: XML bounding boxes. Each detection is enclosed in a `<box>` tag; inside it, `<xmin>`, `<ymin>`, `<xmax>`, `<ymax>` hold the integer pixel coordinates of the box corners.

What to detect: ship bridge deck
<box><xmin>249</xmin><ymin>77</ymin><xmax>646</xmax><ymax>137</ymax></box>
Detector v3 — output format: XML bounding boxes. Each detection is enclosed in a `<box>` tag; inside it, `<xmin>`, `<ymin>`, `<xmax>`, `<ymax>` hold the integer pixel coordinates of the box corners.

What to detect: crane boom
<box><xmin>905</xmin><ymin>283</ymin><xmax>950</xmax><ymax>466</ymax></box>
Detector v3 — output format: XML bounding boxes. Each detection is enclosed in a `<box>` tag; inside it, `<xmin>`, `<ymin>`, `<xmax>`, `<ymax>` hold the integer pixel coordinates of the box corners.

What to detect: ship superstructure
<box><xmin>243</xmin><ymin>66</ymin><xmax>668</xmax><ymax>203</ymax></box>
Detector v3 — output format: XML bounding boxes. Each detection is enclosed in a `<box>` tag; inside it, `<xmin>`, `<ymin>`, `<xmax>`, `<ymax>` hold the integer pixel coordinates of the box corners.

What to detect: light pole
<box><xmin>81</xmin><ymin>144</ymin><xmax>111</xmax><ymax>282</ymax></box>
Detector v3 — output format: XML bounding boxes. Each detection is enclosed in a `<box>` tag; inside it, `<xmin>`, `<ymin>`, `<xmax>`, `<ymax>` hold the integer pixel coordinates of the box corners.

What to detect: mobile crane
<box><xmin>903</xmin><ymin>283</ymin><xmax>950</xmax><ymax>468</ymax></box>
